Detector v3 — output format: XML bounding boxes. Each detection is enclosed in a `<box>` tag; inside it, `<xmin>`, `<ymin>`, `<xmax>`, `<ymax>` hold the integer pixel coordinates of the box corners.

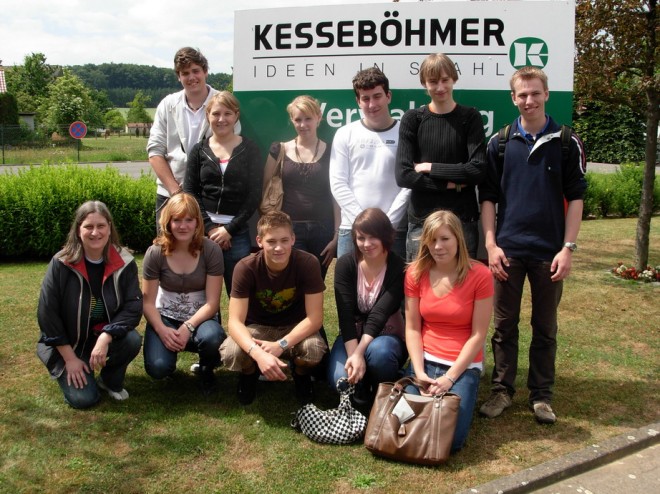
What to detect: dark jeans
<box><xmin>490</xmin><ymin>258</ymin><xmax>563</xmax><ymax>404</ymax></box>
<box><xmin>221</xmin><ymin>228</ymin><xmax>252</xmax><ymax>296</ymax></box>
<box><xmin>57</xmin><ymin>330</ymin><xmax>142</xmax><ymax>409</ymax></box>
<box><xmin>327</xmin><ymin>335</ymin><xmax>407</xmax><ymax>389</ymax></box>
<box><xmin>155</xmin><ymin>194</ymin><xmax>169</xmax><ymax>233</ymax></box>
<box><xmin>406</xmin><ymin>219</ymin><xmax>479</xmax><ymax>261</ymax></box>
<box><xmin>292</xmin><ymin>219</ymin><xmax>334</xmax><ymax>280</ymax></box>
<box><xmin>144</xmin><ymin>315</ymin><xmax>226</xmax><ymax>380</ymax></box>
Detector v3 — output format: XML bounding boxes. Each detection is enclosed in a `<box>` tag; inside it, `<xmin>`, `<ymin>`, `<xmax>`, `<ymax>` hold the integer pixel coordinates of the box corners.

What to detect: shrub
<box><xmin>583</xmin><ymin>164</ymin><xmax>660</xmax><ymax>218</ymax></box>
<box><xmin>0</xmin><ymin>164</ymin><xmax>155</xmax><ymax>259</ymax></box>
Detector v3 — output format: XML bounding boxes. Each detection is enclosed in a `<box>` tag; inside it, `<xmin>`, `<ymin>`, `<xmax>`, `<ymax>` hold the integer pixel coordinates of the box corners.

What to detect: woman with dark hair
<box><xmin>142</xmin><ymin>193</ymin><xmax>226</xmax><ymax>394</ymax></box>
<box><xmin>327</xmin><ymin>208</ymin><xmax>407</xmax><ymax>407</ymax></box>
<box><xmin>37</xmin><ymin>201</ymin><xmax>143</xmax><ymax>409</ymax></box>
<box><xmin>405</xmin><ymin>209</ymin><xmax>493</xmax><ymax>452</ymax></box>
<box><xmin>184</xmin><ymin>90</ymin><xmax>262</xmax><ymax>295</ymax></box>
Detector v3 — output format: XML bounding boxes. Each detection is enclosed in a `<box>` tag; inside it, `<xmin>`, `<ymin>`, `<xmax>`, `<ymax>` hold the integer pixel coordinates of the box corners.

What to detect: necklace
<box><xmin>294</xmin><ymin>137</ymin><xmax>320</xmax><ymax>164</ymax></box>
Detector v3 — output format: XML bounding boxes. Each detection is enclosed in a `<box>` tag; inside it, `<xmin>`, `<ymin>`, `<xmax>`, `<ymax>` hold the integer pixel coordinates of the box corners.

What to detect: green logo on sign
<box><xmin>509</xmin><ymin>37</ymin><xmax>548</xmax><ymax>69</ymax></box>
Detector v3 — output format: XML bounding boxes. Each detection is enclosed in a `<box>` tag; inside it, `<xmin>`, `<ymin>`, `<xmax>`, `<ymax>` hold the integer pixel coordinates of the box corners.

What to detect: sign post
<box><xmin>68</xmin><ymin>121</ymin><xmax>88</xmax><ymax>162</ymax></box>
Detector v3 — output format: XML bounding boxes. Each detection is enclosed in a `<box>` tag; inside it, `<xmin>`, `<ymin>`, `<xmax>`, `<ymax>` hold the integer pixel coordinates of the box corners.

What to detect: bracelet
<box><xmin>247</xmin><ymin>342</ymin><xmax>258</xmax><ymax>356</ymax></box>
<box><xmin>443</xmin><ymin>374</ymin><xmax>456</xmax><ymax>385</ymax></box>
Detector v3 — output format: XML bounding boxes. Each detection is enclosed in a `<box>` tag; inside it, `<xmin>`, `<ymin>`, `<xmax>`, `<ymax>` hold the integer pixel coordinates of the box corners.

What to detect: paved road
<box><xmin>0</xmin><ymin>161</ymin><xmax>153</xmax><ymax>178</ymax></box>
<box><xmin>534</xmin><ymin>444</ymin><xmax>659</xmax><ymax>494</ymax></box>
<box><xmin>3</xmin><ymin>162</ymin><xmax>658</xmax><ymax>179</ymax></box>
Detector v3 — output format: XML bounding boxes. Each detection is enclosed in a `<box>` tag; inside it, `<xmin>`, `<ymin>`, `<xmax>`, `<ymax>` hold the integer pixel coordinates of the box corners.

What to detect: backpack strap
<box><xmin>559</xmin><ymin>125</ymin><xmax>572</xmax><ymax>165</ymax></box>
<box><xmin>496</xmin><ymin>124</ymin><xmax>512</xmax><ymax>179</ymax></box>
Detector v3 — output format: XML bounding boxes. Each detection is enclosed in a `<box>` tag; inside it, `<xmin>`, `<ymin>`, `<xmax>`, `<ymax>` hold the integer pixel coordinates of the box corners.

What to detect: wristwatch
<box><xmin>563</xmin><ymin>242</ymin><xmax>577</xmax><ymax>252</ymax></box>
<box><xmin>278</xmin><ymin>339</ymin><xmax>289</xmax><ymax>350</ymax></box>
<box><xmin>184</xmin><ymin>321</ymin><xmax>196</xmax><ymax>334</ymax></box>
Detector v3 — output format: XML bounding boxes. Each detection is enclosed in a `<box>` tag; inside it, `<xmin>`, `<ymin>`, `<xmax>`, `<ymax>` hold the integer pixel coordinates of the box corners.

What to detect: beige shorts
<box><xmin>220</xmin><ymin>323</ymin><xmax>327</xmax><ymax>375</ymax></box>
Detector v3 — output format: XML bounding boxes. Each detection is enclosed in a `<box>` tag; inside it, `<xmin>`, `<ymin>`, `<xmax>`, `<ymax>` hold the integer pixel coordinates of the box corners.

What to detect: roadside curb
<box><xmin>458</xmin><ymin>422</ymin><xmax>660</xmax><ymax>494</ymax></box>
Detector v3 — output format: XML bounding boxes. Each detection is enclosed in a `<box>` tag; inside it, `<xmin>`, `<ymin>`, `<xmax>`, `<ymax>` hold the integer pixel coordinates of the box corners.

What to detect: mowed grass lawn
<box><xmin>1</xmin><ymin>134</ymin><xmax>149</xmax><ymax>165</ymax></box>
<box><xmin>0</xmin><ymin>218</ymin><xmax>658</xmax><ymax>493</ymax></box>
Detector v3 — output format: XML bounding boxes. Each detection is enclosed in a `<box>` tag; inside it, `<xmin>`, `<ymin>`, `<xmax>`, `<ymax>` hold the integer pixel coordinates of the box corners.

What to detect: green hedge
<box><xmin>0</xmin><ymin>165</ymin><xmax>155</xmax><ymax>259</ymax></box>
<box><xmin>1</xmin><ymin>164</ymin><xmax>657</xmax><ymax>260</ymax></box>
<box><xmin>584</xmin><ymin>164</ymin><xmax>660</xmax><ymax>218</ymax></box>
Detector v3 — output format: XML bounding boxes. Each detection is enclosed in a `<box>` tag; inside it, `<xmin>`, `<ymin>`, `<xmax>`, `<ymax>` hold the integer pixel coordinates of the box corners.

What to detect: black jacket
<box><xmin>334</xmin><ymin>252</ymin><xmax>406</xmax><ymax>342</ymax></box>
<box><xmin>36</xmin><ymin>246</ymin><xmax>143</xmax><ymax>378</ymax></box>
<box><xmin>184</xmin><ymin>137</ymin><xmax>263</xmax><ymax>236</ymax></box>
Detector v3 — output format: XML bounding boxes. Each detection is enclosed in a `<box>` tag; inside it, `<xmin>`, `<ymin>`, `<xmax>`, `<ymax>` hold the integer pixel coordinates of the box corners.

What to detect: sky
<box><xmin>1</xmin><ymin>0</ymin><xmax>419</xmax><ymax>74</ymax></box>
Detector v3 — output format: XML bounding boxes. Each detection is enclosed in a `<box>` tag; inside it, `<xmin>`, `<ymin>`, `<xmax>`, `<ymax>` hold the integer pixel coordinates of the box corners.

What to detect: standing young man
<box><xmin>479</xmin><ymin>66</ymin><xmax>587</xmax><ymax>424</ymax></box>
<box><xmin>147</xmin><ymin>47</ymin><xmax>218</xmax><ymax>224</ymax></box>
<box><xmin>220</xmin><ymin>211</ymin><xmax>327</xmax><ymax>406</ymax></box>
<box><xmin>329</xmin><ymin>67</ymin><xmax>410</xmax><ymax>258</ymax></box>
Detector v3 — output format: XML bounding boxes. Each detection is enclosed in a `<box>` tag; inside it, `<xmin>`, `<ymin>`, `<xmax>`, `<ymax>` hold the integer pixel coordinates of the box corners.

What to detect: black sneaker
<box><xmin>199</xmin><ymin>366</ymin><xmax>217</xmax><ymax>395</ymax></box>
<box><xmin>293</xmin><ymin>372</ymin><xmax>314</xmax><ymax>405</ymax></box>
<box><xmin>237</xmin><ymin>372</ymin><xmax>259</xmax><ymax>405</ymax></box>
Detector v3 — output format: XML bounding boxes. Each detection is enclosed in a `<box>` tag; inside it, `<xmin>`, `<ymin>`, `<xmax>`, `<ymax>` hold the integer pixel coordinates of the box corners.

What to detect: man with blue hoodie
<box><xmin>479</xmin><ymin>66</ymin><xmax>587</xmax><ymax>425</ymax></box>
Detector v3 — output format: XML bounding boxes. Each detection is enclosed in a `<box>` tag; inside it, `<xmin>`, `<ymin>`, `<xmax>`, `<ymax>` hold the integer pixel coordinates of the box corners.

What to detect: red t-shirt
<box><xmin>404</xmin><ymin>262</ymin><xmax>493</xmax><ymax>365</ymax></box>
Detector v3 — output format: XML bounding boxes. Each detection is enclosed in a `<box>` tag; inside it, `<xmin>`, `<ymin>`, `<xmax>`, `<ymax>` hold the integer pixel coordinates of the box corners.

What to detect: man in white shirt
<box><xmin>329</xmin><ymin>67</ymin><xmax>410</xmax><ymax>258</ymax></box>
<box><xmin>147</xmin><ymin>47</ymin><xmax>217</xmax><ymax>226</ymax></box>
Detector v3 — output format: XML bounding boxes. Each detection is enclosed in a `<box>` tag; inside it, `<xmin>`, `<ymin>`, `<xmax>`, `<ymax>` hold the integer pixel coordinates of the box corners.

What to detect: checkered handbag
<box><xmin>291</xmin><ymin>378</ymin><xmax>367</xmax><ymax>445</ymax></box>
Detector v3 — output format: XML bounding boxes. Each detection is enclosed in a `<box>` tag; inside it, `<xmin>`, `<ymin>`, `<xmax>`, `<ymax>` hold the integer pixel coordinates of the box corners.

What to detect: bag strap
<box><xmin>274</xmin><ymin>142</ymin><xmax>286</xmax><ymax>177</ymax></box>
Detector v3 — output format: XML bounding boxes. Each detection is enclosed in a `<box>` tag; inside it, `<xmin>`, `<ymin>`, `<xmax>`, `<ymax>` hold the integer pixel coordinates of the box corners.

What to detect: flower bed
<box><xmin>611</xmin><ymin>262</ymin><xmax>660</xmax><ymax>282</ymax></box>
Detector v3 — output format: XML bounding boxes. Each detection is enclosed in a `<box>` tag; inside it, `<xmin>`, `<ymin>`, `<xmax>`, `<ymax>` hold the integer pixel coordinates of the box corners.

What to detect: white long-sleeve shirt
<box><xmin>329</xmin><ymin>119</ymin><xmax>410</xmax><ymax>229</ymax></box>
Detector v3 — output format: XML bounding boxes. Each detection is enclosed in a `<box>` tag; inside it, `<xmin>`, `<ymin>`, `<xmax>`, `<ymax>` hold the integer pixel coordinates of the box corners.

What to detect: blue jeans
<box><xmin>144</xmin><ymin>315</ymin><xmax>226</xmax><ymax>379</ymax></box>
<box><xmin>292</xmin><ymin>219</ymin><xmax>334</xmax><ymax>279</ymax></box>
<box><xmin>336</xmin><ymin>228</ymin><xmax>354</xmax><ymax>259</ymax></box>
<box><xmin>406</xmin><ymin>219</ymin><xmax>479</xmax><ymax>261</ymax></box>
<box><xmin>337</xmin><ymin>227</ymin><xmax>407</xmax><ymax>260</ymax></box>
<box><xmin>222</xmin><ymin>228</ymin><xmax>252</xmax><ymax>296</ymax></box>
<box><xmin>57</xmin><ymin>330</ymin><xmax>142</xmax><ymax>409</ymax></box>
<box><xmin>491</xmin><ymin>258</ymin><xmax>563</xmax><ymax>404</ymax></box>
<box><xmin>327</xmin><ymin>335</ymin><xmax>406</xmax><ymax>391</ymax></box>
<box><xmin>405</xmin><ymin>361</ymin><xmax>481</xmax><ymax>452</ymax></box>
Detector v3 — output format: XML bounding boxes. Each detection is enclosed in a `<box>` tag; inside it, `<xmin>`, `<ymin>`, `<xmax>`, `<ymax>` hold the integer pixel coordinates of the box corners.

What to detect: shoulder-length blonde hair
<box><xmin>408</xmin><ymin>210</ymin><xmax>472</xmax><ymax>285</ymax></box>
<box><xmin>155</xmin><ymin>193</ymin><xmax>205</xmax><ymax>256</ymax></box>
<box><xmin>60</xmin><ymin>200</ymin><xmax>122</xmax><ymax>264</ymax></box>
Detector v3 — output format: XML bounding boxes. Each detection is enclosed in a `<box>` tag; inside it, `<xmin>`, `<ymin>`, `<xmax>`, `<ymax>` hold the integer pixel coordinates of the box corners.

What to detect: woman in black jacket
<box><xmin>184</xmin><ymin>91</ymin><xmax>262</xmax><ymax>295</ymax></box>
<box><xmin>327</xmin><ymin>208</ymin><xmax>407</xmax><ymax>408</ymax></box>
<box><xmin>37</xmin><ymin>201</ymin><xmax>142</xmax><ymax>409</ymax></box>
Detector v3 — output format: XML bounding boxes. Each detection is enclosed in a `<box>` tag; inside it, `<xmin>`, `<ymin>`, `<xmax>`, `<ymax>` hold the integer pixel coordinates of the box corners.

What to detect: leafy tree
<box><xmin>573</xmin><ymin>102</ymin><xmax>645</xmax><ymax>163</ymax></box>
<box><xmin>104</xmin><ymin>109</ymin><xmax>126</xmax><ymax>132</ymax></box>
<box><xmin>575</xmin><ymin>0</ymin><xmax>658</xmax><ymax>270</ymax></box>
<box><xmin>6</xmin><ymin>53</ymin><xmax>59</xmax><ymax>113</ymax></box>
<box><xmin>126</xmin><ymin>90</ymin><xmax>152</xmax><ymax>123</ymax></box>
<box><xmin>0</xmin><ymin>93</ymin><xmax>20</xmax><ymax>125</ymax></box>
<box><xmin>40</xmin><ymin>69</ymin><xmax>94</xmax><ymax>134</ymax></box>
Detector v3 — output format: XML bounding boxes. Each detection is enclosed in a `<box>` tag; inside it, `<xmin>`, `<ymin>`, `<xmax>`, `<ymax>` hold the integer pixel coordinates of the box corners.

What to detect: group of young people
<box><xmin>36</xmin><ymin>46</ymin><xmax>587</xmax><ymax>454</ymax></box>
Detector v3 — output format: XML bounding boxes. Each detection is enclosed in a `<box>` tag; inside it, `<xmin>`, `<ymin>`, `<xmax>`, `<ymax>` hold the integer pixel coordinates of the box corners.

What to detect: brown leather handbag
<box><xmin>259</xmin><ymin>143</ymin><xmax>286</xmax><ymax>215</ymax></box>
<box><xmin>364</xmin><ymin>376</ymin><xmax>461</xmax><ymax>465</ymax></box>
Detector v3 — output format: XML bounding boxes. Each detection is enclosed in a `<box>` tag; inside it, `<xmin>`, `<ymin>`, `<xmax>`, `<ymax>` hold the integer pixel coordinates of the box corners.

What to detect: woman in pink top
<box><xmin>404</xmin><ymin>209</ymin><xmax>493</xmax><ymax>452</ymax></box>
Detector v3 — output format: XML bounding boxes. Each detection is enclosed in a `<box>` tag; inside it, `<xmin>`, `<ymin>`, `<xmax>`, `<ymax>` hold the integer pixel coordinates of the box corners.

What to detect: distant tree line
<box><xmin>68</xmin><ymin>63</ymin><xmax>232</xmax><ymax>108</ymax></box>
<box><xmin>1</xmin><ymin>53</ymin><xmax>232</xmax><ymax>138</ymax></box>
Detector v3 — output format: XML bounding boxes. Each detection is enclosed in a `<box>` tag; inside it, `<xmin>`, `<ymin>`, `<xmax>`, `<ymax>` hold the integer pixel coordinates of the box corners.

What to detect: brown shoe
<box><xmin>479</xmin><ymin>392</ymin><xmax>512</xmax><ymax>418</ymax></box>
<box><xmin>532</xmin><ymin>401</ymin><xmax>556</xmax><ymax>424</ymax></box>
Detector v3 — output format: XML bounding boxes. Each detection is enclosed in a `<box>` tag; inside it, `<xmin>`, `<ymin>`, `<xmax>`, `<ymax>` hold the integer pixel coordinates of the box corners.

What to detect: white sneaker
<box><xmin>190</xmin><ymin>363</ymin><xmax>201</xmax><ymax>374</ymax></box>
<box><xmin>97</xmin><ymin>378</ymin><xmax>129</xmax><ymax>401</ymax></box>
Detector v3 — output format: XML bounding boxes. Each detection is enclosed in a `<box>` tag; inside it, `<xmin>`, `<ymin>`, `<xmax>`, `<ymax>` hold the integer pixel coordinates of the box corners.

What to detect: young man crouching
<box><xmin>220</xmin><ymin>211</ymin><xmax>327</xmax><ymax>405</ymax></box>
